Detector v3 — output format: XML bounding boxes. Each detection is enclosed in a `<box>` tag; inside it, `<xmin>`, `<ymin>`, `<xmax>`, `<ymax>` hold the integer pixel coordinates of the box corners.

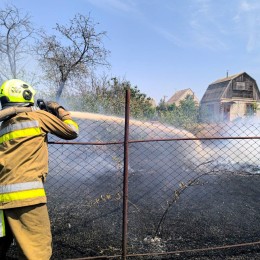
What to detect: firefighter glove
<box><xmin>46</xmin><ymin>101</ymin><xmax>71</xmax><ymax>120</ymax></box>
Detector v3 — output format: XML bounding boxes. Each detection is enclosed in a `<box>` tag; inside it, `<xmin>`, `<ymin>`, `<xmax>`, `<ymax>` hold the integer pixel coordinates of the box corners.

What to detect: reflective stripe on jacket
<box><xmin>0</xmin><ymin>181</ymin><xmax>45</xmax><ymax>203</ymax></box>
<box><xmin>0</xmin><ymin>120</ymin><xmax>41</xmax><ymax>143</ymax></box>
<box><xmin>0</xmin><ymin>209</ymin><xmax>5</xmax><ymax>237</ymax></box>
<box><xmin>63</xmin><ymin>119</ymin><xmax>79</xmax><ymax>135</ymax></box>
<box><xmin>0</xmin><ymin>109</ymin><xmax>79</xmax><ymax>209</ymax></box>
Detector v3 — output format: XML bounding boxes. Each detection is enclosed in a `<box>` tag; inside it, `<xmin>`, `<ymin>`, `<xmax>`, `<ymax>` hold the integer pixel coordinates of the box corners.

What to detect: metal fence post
<box><xmin>122</xmin><ymin>88</ymin><xmax>130</xmax><ymax>260</ymax></box>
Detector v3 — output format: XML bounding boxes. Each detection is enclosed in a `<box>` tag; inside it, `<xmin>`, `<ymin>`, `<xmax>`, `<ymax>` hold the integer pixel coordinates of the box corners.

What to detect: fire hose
<box><xmin>0</xmin><ymin>99</ymin><xmax>52</xmax><ymax>122</ymax></box>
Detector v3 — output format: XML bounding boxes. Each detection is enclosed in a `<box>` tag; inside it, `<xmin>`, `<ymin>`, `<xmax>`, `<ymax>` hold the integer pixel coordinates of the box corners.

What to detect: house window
<box><xmin>233</xmin><ymin>82</ymin><xmax>253</xmax><ymax>98</ymax></box>
<box><xmin>233</xmin><ymin>82</ymin><xmax>253</xmax><ymax>92</ymax></box>
<box><xmin>234</xmin><ymin>82</ymin><xmax>246</xmax><ymax>90</ymax></box>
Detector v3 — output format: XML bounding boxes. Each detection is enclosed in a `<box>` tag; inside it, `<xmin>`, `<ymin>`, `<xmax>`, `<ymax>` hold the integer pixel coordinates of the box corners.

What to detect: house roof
<box><xmin>210</xmin><ymin>72</ymin><xmax>245</xmax><ymax>84</ymax></box>
<box><xmin>167</xmin><ymin>88</ymin><xmax>195</xmax><ymax>104</ymax></box>
<box><xmin>201</xmin><ymin>72</ymin><xmax>259</xmax><ymax>103</ymax></box>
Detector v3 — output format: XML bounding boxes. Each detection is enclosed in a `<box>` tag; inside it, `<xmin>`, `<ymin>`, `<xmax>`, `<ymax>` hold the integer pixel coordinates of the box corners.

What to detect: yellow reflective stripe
<box><xmin>0</xmin><ymin>121</ymin><xmax>39</xmax><ymax>136</ymax></box>
<box><xmin>63</xmin><ymin>119</ymin><xmax>79</xmax><ymax>132</ymax></box>
<box><xmin>0</xmin><ymin>210</ymin><xmax>5</xmax><ymax>237</ymax></box>
<box><xmin>0</xmin><ymin>127</ymin><xmax>42</xmax><ymax>144</ymax></box>
<box><xmin>63</xmin><ymin>119</ymin><xmax>79</xmax><ymax>129</ymax></box>
<box><xmin>0</xmin><ymin>189</ymin><xmax>46</xmax><ymax>203</ymax></box>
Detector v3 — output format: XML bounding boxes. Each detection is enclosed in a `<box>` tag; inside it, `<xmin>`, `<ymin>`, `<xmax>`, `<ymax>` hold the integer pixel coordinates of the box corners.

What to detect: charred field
<box><xmin>7</xmin><ymin>116</ymin><xmax>260</xmax><ymax>259</ymax></box>
<box><xmin>46</xmin><ymin>169</ymin><xmax>260</xmax><ymax>259</ymax></box>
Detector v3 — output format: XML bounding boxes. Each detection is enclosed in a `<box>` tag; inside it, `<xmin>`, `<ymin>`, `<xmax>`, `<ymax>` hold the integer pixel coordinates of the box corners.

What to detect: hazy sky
<box><xmin>1</xmin><ymin>0</ymin><xmax>260</xmax><ymax>103</ymax></box>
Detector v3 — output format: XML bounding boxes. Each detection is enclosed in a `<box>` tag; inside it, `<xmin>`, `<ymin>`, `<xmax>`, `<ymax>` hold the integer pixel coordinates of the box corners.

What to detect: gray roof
<box><xmin>201</xmin><ymin>72</ymin><xmax>255</xmax><ymax>103</ymax></box>
<box><xmin>210</xmin><ymin>72</ymin><xmax>244</xmax><ymax>84</ymax></box>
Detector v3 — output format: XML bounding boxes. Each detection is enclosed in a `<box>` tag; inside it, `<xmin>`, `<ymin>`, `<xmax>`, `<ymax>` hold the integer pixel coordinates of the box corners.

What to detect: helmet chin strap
<box><xmin>1</xmin><ymin>102</ymin><xmax>33</xmax><ymax>108</ymax></box>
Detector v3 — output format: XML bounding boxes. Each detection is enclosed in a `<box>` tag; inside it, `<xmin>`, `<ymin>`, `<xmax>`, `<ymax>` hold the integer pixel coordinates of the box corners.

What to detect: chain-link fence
<box><xmin>8</xmin><ymin>93</ymin><xmax>260</xmax><ymax>259</ymax></box>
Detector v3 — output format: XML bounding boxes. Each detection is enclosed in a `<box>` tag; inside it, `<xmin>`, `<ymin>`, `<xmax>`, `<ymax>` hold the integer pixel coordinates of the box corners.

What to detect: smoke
<box><xmin>200</xmin><ymin>116</ymin><xmax>260</xmax><ymax>175</ymax></box>
<box><xmin>65</xmin><ymin>111</ymin><xmax>207</xmax><ymax>199</ymax></box>
<box><xmin>48</xmin><ymin>110</ymin><xmax>260</xmax><ymax>206</ymax></box>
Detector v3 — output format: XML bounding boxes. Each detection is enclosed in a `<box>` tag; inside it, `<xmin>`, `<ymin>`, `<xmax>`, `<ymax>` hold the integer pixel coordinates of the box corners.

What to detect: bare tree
<box><xmin>36</xmin><ymin>13</ymin><xmax>110</xmax><ymax>101</ymax></box>
<box><xmin>0</xmin><ymin>4</ymin><xmax>34</xmax><ymax>81</ymax></box>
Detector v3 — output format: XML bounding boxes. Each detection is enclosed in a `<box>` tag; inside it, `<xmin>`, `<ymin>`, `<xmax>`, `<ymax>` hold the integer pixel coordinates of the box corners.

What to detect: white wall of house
<box><xmin>230</xmin><ymin>101</ymin><xmax>260</xmax><ymax>120</ymax></box>
<box><xmin>201</xmin><ymin>100</ymin><xmax>260</xmax><ymax>122</ymax></box>
<box><xmin>230</xmin><ymin>102</ymin><xmax>245</xmax><ymax>120</ymax></box>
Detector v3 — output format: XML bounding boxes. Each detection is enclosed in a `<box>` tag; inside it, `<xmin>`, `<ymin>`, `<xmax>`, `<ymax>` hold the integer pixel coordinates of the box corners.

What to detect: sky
<box><xmin>1</xmin><ymin>0</ymin><xmax>260</xmax><ymax>104</ymax></box>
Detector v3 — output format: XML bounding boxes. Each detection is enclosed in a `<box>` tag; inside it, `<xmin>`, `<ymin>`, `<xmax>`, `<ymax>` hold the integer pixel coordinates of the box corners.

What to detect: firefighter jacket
<box><xmin>0</xmin><ymin>109</ymin><xmax>79</xmax><ymax>209</ymax></box>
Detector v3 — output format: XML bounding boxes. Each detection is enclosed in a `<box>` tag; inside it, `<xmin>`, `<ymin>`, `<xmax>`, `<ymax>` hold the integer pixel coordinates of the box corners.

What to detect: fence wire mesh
<box><xmin>8</xmin><ymin>113</ymin><xmax>260</xmax><ymax>259</ymax></box>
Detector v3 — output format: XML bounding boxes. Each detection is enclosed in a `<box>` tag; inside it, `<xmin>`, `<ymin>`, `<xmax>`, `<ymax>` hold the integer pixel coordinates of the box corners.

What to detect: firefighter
<box><xmin>0</xmin><ymin>79</ymin><xmax>79</xmax><ymax>259</ymax></box>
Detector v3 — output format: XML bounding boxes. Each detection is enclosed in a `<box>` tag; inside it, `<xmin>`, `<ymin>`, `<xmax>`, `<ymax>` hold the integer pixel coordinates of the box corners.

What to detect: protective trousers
<box><xmin>0</xmin><ymin>203</ymin><xmax>52</xmax><ymax>260</ymax></box>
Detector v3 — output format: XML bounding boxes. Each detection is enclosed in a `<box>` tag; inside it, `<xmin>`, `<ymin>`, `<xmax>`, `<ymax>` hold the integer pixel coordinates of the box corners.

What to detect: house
<box><xmin>166</xmin><ymin>88</ymin><xmax>199</xmax><ymax>107</ymax></box>
<box><xmin>200</xmin><ymin>72</ymin><xmax>260</xmax><ymax>122</ymax></box>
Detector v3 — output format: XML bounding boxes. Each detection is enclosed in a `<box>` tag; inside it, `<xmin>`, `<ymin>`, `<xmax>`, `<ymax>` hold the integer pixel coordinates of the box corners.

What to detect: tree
<box><xmin>0</xmin><ymin>4</ymin><xmax>34</xmax><ymax>80</ymax></box>
<box><xmin>157</xmin><ymin>95</ymin><xmax>199</xmax><ymax>130</ymax></box>
<box><xmin>64</xmin><ymin>76</ymin><xmax>156</xmax><ymax>119</ymax></box>
<box><xmin>36</xmin><ymin>13</ymin><xmax>110</xmax><ymax>101</ymax></box>
<box><xmin>177</xmin><ymin>94</ymin><xmax>199</xmax><ymax>127</ymax></box>
<box><xmin>157</xmin><ymin>98</ymin><xmax>168</xmax><ymax>112</ymax></box>
<box><xmin>129</xmin><ymin>85</ymin><xmax>155</xmax><ymax>119</ymax></box>
<box><xmin>98</xmin><ymin>78</ymin><xmax>156</xmax><ymax>119</ymax></box>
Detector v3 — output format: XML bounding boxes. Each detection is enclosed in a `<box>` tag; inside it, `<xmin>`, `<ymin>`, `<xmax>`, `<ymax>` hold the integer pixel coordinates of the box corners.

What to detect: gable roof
<box><xmin>167</xmin><ymin>88</ymin><xmax>197</xmax><ymax>104</ymax></box>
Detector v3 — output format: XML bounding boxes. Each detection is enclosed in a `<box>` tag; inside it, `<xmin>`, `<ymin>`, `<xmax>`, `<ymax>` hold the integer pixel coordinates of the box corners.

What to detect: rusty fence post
<box><xmin>122</xmin><ymin>88</ymin><xmax>130</xmax><ymax>260</ymax></box>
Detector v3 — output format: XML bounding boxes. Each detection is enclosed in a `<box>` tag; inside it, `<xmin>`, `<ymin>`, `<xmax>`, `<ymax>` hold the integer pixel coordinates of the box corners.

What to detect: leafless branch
<box><xmin>0</xmin><ymin>4</ymin><xmax>34</xmax><ymax>79</ymax></box>
<box><xmin>36</xmin><ymin>13</ymin><xmax>110</xmax><ymax>101</ymax></box>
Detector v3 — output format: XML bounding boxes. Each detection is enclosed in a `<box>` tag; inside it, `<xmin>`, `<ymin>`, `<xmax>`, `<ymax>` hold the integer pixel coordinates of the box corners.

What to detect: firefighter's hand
<box><xmin>46</xmin><ymin>101</ymin><xmax>61</xmax><ymax>117</ymax></box>
<box><xmin>46</xmin><ymin>101</ymin><xmax>71</xmax><ymax>120</ymax></box>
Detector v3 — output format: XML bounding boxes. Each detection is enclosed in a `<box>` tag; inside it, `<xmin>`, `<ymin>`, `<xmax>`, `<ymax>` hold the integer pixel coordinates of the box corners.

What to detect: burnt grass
<box><xmin>6</xmin><ymin>118</ymin><xmax>260</xmax><ymax>259</ymax></box>
<box><xmin>55</xmin><ymin>172</ymin><xmax>258</xmax><ymax>260</ymax></box>
<box><xmin>8</xmin><ymin>170</ymin><xmax>260</xmax><ymax>259</ymax></box>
